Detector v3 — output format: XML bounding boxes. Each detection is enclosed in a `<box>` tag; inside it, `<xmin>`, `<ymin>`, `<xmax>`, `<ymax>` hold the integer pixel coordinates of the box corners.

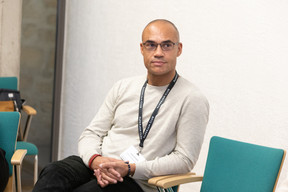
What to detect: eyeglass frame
<box><xmin>142</xmin><ymin>40</ymin><xmax>179</xmax><ymax>51</ymax></box>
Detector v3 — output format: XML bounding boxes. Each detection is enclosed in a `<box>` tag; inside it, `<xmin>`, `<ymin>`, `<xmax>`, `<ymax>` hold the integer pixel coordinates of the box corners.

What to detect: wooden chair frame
<box><xmin>148</xmin><ymin>137</ymin><xmax>286</xmax><ymax>192</ymax></box>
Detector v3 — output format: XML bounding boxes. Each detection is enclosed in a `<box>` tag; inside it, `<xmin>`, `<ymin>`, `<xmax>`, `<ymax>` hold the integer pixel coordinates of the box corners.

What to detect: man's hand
<box><xmin>99</xmin><ymin>162</ymin><xmax>135</xmax><ymax>178</ymax></box>
<box><xmin>95</xmin><ymin>161</ymin><xmax>136</xmax><ymax>188</ymax></box>
<box><xmin>99</xmin><ymin>161</ymin><xmax>129</xmax><ymax>177</ymax></box>
<box><xmin>91</xmin><ymin>156</ymin><xmax>124</xmax><ymax>187</ymax></box>
<box><xmin>90</xmin><ymin>156</ymin><xmax>122</xmax><ymax>170</ymax></box>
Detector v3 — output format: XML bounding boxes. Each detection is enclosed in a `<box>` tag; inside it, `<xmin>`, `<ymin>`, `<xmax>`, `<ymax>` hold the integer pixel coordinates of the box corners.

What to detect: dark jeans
<box><xmin>32</xmin><ymin>155</ymin><xmax>144</xmax><ymax>192</ymax></box>
<box><xmin>0</xmin><ymin>148</ymin><xmax>9</xmax><ymax>192</ymax></box>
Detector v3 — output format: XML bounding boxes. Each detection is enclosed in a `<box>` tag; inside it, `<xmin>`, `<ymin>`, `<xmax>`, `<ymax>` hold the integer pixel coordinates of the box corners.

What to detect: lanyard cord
<box><xmin>138</xmin><ymin>72</ymin><xmax>179</xmax><ymax>148</ymax></box>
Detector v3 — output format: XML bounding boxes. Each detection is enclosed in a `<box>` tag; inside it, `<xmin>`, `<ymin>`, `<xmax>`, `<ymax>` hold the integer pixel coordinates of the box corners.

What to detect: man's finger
<box><xmin>96</xmin><ymin>169</ymin><xmax>111</xmax><ymax>187</ymax></box>
<box><xmin>99</xmin><ymin>163</ymin><xmax>122</xmax><ymax>179</ymax></box>
<box><xmin>108</xmin><ymin>168</ymin><xmax>123</xmax><ymax>182</ymax></box>
<box><xmin>101</xmin><ymin>171</ymin><xmax>117</xmax><ymax>184</ymax></box>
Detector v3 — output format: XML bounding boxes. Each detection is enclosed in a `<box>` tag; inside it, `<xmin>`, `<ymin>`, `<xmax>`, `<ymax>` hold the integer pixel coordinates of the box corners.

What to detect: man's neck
<box><xmin>147</xmin><ymin>71</ymin><xmax>176</xmax><ymax>86</ymax></box>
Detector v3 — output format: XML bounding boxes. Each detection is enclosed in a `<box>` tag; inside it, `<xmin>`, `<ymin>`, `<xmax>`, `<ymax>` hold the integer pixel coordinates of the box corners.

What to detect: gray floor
<box><xmin>21</xmin><ymin>145</ymin><xmax>50</xmax><ymax>191</ymax></box>
<box><xmin>22</xmin><ymin>159</ymin><xmax>36</xmax><ymax>192</ymax></box>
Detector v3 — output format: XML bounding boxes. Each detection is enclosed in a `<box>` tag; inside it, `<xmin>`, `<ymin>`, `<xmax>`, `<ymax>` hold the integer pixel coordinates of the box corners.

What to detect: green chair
<box><xmin>0</xmin><ymin>77</ymin><xmax>17</xmax><ymax>90</ymax></box>
<box><xmin>0</xmin><ymin>112</ymin><xmax>27</xmax><ymax>192</ymax></box>
<box><xmin>149</xmin><ymin>136</ymin><xmax>286</xmax><ymax>192</ymax></box>
<box><xmin>0</xmin><ymin>77</ymin><xmax>38</xmax><ymax>184</ymax></box>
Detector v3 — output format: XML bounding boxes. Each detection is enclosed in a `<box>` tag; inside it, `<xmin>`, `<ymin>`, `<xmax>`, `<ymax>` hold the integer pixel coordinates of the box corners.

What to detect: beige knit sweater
<box><xmin>78</xmin><ymin>75</ymin><xmax>209</xmax><ymax>191</ymax></box>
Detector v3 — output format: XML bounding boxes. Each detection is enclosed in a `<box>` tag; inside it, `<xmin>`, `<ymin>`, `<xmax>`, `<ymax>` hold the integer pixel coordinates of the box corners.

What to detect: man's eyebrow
<box><xmin>144</xmin><ymin>40</ymin><xmax>173</xmax><ymax>43</ymax></box>
<box><xmin>161</xmin><ymin>40</ymin><xmax>173</xmax><ymax>43</ymax></box>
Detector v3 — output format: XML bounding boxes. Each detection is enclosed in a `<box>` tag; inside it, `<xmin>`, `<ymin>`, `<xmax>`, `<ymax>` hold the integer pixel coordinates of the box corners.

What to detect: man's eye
<box><xmin>162</xmin><ymin>43</ymin><xmax>172</xmax><ymax>48</ymax></box>
<box><xmin>147</xmin><ymin>43</ymin><xmax>157</xmax><ymax>47</ymax></box>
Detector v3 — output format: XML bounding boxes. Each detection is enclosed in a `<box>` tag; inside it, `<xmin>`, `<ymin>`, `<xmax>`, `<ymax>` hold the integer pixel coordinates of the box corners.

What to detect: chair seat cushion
<box><xmin>16</xmin><ymin>141</ymin><xmax>38</xmax><ymax>155</ymax></box>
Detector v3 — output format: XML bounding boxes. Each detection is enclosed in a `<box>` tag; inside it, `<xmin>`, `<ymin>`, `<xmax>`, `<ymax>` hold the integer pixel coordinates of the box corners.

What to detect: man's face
<box><xmin>140</xmin><ymin>22</ymin><xmax>182</xmax><ymax>79</ymax></box>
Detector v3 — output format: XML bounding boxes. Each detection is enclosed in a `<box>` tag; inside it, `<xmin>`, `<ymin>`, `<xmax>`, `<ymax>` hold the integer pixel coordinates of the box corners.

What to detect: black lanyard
<box><xmin>138</xmin><ymin>72</ymin><xmax>179</xmax><ymax>149</ymax></box>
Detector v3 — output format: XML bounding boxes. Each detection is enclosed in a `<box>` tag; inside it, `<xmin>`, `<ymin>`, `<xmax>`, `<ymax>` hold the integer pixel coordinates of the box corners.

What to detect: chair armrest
<box><xmin>148</xmin><ymin>172</ymin><xmax>203</xmax><ymax>189</ymax></box>
<box><xmin>11</xmin><ymin>149</ymin><xmax>27</xmax><ymax>191</ymax></box>
<box><xmin>11</xmin><ymin>149</ymin><xmax>27</xmax><ymax>165</ymax></box>
<box><xmin>20</xmin><ymin>105</ymin><xmax>37</xmax><ymax>141</ymax></box>
<box><xmin>22</xmin><ymin>105</ymin><xmax>37</xmax><ymax>115</ymax></box>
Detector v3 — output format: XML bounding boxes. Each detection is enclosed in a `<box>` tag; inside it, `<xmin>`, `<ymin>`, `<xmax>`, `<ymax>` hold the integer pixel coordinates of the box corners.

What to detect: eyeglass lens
<box><xmin>143</xmin><ymin>41</ymin><xmax>176</xmax><ymax>51</ymax></box>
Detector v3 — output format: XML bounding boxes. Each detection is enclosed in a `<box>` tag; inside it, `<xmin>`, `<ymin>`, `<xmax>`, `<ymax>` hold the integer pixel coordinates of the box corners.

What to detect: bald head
<box><xmin>142</xmin><ymin>19</ymin><xmax>180</xmax><ymax>42</ymax></box>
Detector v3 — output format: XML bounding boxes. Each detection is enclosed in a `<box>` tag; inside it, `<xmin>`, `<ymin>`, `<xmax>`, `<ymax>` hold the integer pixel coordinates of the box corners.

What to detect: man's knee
<box><xmin>40</xmin><ymin>155</ymin><xmax>91</xmax><ymax>178</ymax></box>
<box><xmin>34</xmin><ymin>156</ymin><xmax>93</xmax><ymax>192</ymax></box>
<box><xmin>0</xmin><ymin>148</ymin><xmax>9</xmax><ymax>192</ymax></box>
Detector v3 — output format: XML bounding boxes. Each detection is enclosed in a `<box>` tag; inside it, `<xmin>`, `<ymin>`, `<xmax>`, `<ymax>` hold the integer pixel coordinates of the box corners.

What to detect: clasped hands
<box><xmin>91</xmin><ymin>156</ymin><xmax>135</xmax><ymax>188</ymax></box>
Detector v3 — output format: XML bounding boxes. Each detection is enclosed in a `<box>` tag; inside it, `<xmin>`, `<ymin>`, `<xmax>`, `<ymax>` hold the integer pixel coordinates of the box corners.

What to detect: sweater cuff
<box><xmin>88</xmin><ymin>154</ymin><xmax>101</xmax><ymax>170</ymax></box>
<box><xmin>132</xmin><ymin>161</ymin><xmax>147</xmax><ymax>179</ymax></box>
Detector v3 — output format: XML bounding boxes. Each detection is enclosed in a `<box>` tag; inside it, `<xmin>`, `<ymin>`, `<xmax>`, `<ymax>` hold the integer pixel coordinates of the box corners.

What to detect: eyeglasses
<box><xmin>142</xmin><ymin>41</ymin><xmax>178</xmax><ymax>51</ymax></box>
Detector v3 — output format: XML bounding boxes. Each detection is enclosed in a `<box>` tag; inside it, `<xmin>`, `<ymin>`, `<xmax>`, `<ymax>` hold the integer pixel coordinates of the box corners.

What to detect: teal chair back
<box><xmin>201</xmin><ymin>136</ymin><xmax>285</xmax><ymax>192</ymax></box>
<box><xmin>0</xmin><ymin>76</ymin><xmax>39</xmax><ymax>183</ymax></box>
<box><xmin>0</xmin><ymin>77</ymin><xmax>18</xmax><ymax>90</ymax></box>
<box><xmin>0</xmin><ymin>112</ymin><xmax>20</xmax><ymax>176</ymax></box>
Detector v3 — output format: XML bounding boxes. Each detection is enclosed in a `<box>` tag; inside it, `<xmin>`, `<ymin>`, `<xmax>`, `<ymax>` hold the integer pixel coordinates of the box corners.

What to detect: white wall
<box><xmin>0</xmin><ymin>0</ymin><xmax>22</xmax><ymax>77</ymax></box>
<box><xmin>60</xmin><ymin>0</ymin><xmax>288</xmax><ymax>191</ymax></box>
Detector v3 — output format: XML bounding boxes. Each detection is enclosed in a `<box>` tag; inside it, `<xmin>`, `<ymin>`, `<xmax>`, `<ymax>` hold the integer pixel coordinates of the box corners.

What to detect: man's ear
<box><xmin>140</xmin><ymin>43</ymin><xmax>144</xmax><ymax>55</ymax></box>
<box><xmin>177</xmin><ymin>42</ymin><xmax>183</xmax><ymax>57</ymax></box>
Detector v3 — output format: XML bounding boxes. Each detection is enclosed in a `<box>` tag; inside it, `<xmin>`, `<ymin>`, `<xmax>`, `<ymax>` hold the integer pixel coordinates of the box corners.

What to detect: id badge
<box><xmin>120</xmin><ymin>146</ymin><xmax>146</xmax><ymax>163</ymax></box>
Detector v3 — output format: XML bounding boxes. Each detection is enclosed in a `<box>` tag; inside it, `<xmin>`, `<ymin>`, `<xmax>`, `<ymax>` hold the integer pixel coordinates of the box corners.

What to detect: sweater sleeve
<box><xmin>78</xmin><ymin>82</ymin><xmax>120</xmax><ymax>166</ymax></box>
<box><xmin>133</xmin><ymin>92</ymin><xmax>209</xmax><ymax>179</ymax></box>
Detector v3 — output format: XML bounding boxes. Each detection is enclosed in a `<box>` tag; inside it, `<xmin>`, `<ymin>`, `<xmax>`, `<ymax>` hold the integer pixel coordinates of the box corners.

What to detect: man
<box><xmin>0</xmin><ymin>148</ymin><xmax>9</xmax><ymax>191</ymax></box>
<box><xmin>33</xmin><ymin>19</ymin><xmax>209</xmax><ymax>192</ymax></box>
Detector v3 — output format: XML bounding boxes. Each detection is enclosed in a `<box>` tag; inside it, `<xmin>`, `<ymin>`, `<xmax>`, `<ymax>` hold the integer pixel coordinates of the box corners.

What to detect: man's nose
<box><xmin>154</xmin><ymin>44</ymin><xmax>164</xmax><ymax>57</ymax></box>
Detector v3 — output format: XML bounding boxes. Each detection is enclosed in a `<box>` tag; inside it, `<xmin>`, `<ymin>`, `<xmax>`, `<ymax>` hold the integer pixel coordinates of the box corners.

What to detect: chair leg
<box><xmin>34</xmin><ymin>155</ymin><xmax>38</xmax><ymax>184</ymax></box>
<box><xmin>157</xmin><ymin>187</ymin><xmax>164</xmax><ymax>192</ymax></box>
<box><xmin>157</xmin><ymin>187</ymin><xmax>175</xmax><ymax>192</ymax></box>
<box><xmin>16</xmin><ymin>165</ymin><xmax>22</xmax><ymax>192</ymax></box>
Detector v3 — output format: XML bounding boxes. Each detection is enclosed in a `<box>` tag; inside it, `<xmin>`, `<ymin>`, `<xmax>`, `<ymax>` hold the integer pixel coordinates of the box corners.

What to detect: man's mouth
<box><xmin>151</xmin><ymin>60</ymin><xmax>166</xmax><ymax>65</ymax></box>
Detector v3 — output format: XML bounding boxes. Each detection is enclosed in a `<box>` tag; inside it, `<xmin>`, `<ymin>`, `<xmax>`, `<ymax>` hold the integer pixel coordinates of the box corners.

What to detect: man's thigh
<box><xmin>33</xmin><ymin>155</ymin><xmax>93</xmax><ymax>192</ymax></box>
<box><xmin>73</xmin><ymin>176</ymin><xmax>143</xmax><ymax>192</ymax></box>
<box><xmin>0</xmin><ymin>148</ymin><xmax>9</xmax><ymax>192</ymax></box>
